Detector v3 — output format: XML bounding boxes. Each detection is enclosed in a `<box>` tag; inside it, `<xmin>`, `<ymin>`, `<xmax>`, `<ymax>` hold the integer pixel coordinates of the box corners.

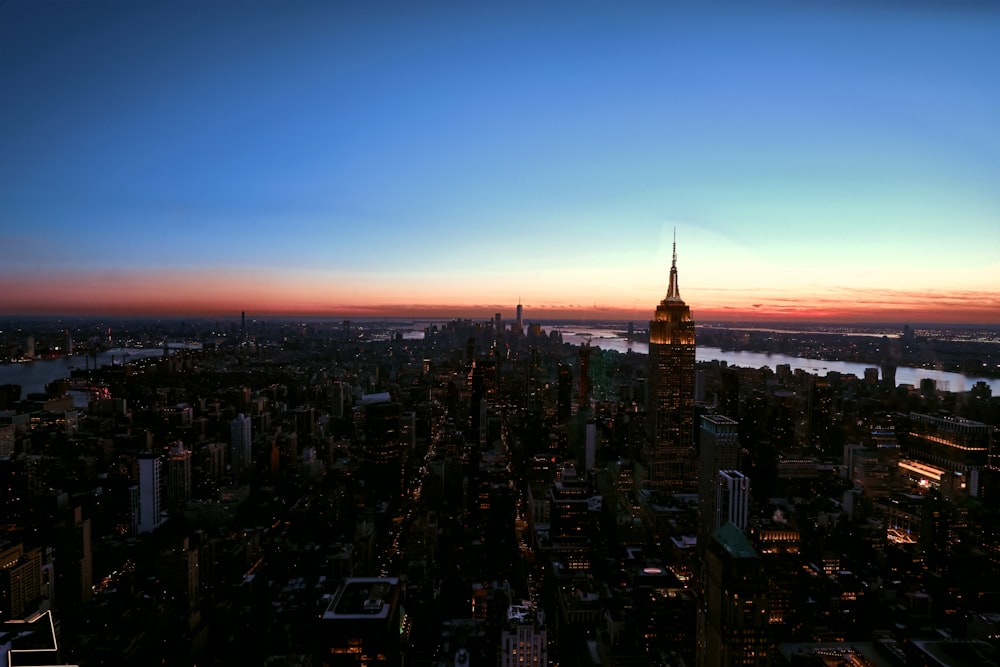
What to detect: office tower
<box><xmin>230</xmin><ymin>413</ymin><xmax>252</xmax><ymax>474</ymax></box>
<box><xmin>584</xmin><ymin>420</ymin><xmax>597</xmax><ymax>471</ymax></box>
<box><xmin>495</xmin><ymin>312</ymin><xmax>502</xmax><ymax>334</ymax></box>
<box><xmin>156</xmin><ymin>536</ymin><xmax>199</xmax><ymax>613</ymax></box>
<box><xmin>54</xmin><ymin>505</ymin><xmax>93</xmax><ymax>606</ymax></box>
<box><xmin>137</xmin><ymin>454</ymin><xmax>163</xmax><ymax>534</ymax></box>
<box><xmin>646</xmin><ymin>235</ymin><xmax>696</xmax><ymax>494</ymax></box>
<box><xmin>500</xmin><ymin>603</ymin><xmax>547</xmax><ymax>667</ymax></box>
<box><xmin>0</xmin><ymin>543</ymin><xmax>43</xmax><ymax>619</ymax></box>
<box><xmin>63</xmin><ymin>329</ymin><xmax>73</xmax><ymax>355</ymax></box>
<box><xmin>331</xmin><ymin>381</ymin><xmax>346</xmax><ymax>419</ymax></box>
<box><xmin>750</xmin><ymin>524</ymin><xmax>801</xmax><ymax>636</ymax></box>
<box><xmin>578</xmin><ymin>343</ymin><xmax>592</xmax><ymax>407</ymax></box>
<box><xmin>320</xmin><ymin>577</ymin><xmax>404</xmax><ymax>665</ymax></box>
<box><xmin>516</xmin><ymin>301</ymin><xmax>523</xmax><ymax>333</ymax></box>
<box><xmin>901</xmin><ymin>412</ymin><xmax>992</xmax><ymax>497</ymax></box>
<box><xmin>557</xmin><ymin>364</ymin><xmax>572</xmax><ymax>425</ymax></box>
<box><xmin>698</xmin><ymin>415</ymin><xmax>741</xmax><ymax>548</ymax></box>
<box><xmin>167</xmin><ymin>441</ymin><xmax>193</xmax><ymax>507</ymax></box>
<box><xmin>715</xmin><ymin>470</ymin><xmax>750</xmax><ymax>533</ymax></box>
<box><xmin>696</xmin><ymin>523</ymin><xmax>771</xmax><ymax>666</ymax></box>
<box><xmin>361</xmin><ymin>399</ymin><xmax>404</xmax><ymax>498</ymax></box>
<box><xmin>25</xmin><ymin>336</ymin><xmax>34</xmax><ymax>359</ymax></box>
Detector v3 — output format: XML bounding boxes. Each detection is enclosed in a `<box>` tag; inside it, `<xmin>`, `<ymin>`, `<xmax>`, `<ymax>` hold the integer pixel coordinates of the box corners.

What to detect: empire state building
<box><xmin>646</xmin><ymin>236</ymin><xmax>697</xmax><ymax>494</ymax></box>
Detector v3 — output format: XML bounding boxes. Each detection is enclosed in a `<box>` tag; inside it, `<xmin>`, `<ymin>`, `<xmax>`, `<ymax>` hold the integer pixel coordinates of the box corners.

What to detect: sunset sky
<box><xmin>2</xmin><ymin>1</ymin><xmax>998</xmax><ymax>323</ymax></box>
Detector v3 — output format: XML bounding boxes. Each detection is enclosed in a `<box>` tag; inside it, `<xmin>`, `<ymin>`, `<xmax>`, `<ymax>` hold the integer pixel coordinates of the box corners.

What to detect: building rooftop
<box><xmin>0</xmin><ymin>611</ymin><xmax>78</xmax><ymax>667</ymax></box>
<box><xmin>323</xmin><ymin>577</ymin><xmax>399</xmax><ymax>621</ymax></box>
<box><xmin>713</xmin><ymin>522</ymin><xmax>758</xmax><ymax>560</ymax></box>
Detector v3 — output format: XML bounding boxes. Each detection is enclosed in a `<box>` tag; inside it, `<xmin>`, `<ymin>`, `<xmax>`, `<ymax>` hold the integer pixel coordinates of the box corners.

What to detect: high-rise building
<box><xmin>167</xmin><ymin>441</ymin><xmax>193</xmax><ymax>507</ymax></box>
<box><xmin>715</xmin><ymin>470</ymin><xmax>750</xmax><ymax>534</ymax></box>
<box><xmin>646</xmin><ymin>235</ymin><xmax>697</xmax><ymax>494</ymax></box>
<box><xmin>900</xmin><ymin>412</ymin><xmax>993</xmax><ymax>497</ymax></box>
<box><xmin>557</xmin><ymin>364</ymin><xmax>572</xmax><ymax>425</ymax></box>
<box><xmin>698</xmin><ymin>415</ymin><xmax>741</xmax><ymax>548</ymax></box>
<box><xmin>320</xmin><ymin>577</ymin><xmax>405</xmax><ymax>665</ymax></box>
<box><xmin>54</xmin><ymin>505</ymin><xmax>93</xmax><ymax>606</ymax></box>
<box><xmin>137</xmin><ymin>454</ymin><xmax>163</xmax><ymax>534</ymax></box>
<box><xmin>516</xmin><ymin>301</ymin><xmax>524</xmax><ymax>334</ymax></box>
<box><xmin>230</xmin><ymin>413</ymin><xmax>252</xmax><ymax>474</ymax></box>
<box><xmin>500</xmin><ymin>603</ymin><xmax>547</xmax><ymax>667</ymax></box>
<box><xmin>0</xmin><ymin>542</ymin><xmax>42</xmax><ymax>620</ymax></box>
<box><xmin>696</xmin><ymin>523</ymin><xmax>771</xmax><ymax>666</ymax></box>
<box><xmin>358</xmin><ymin>397</ymin><xmax>404</xmax><ymax>499</ymax></box>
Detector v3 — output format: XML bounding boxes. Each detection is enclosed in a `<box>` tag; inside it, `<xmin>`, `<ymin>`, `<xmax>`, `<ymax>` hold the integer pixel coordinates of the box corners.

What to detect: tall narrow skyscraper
<box><xmin>646</xmin><ymin>234</ymin><xmax>697</xmax><ymax>494</ymax></box>
<box><xmin>230</xmin><ymin>413</ymin><xmax>252</xmax><ymax>474</ymax></box>
<box><xmin>137</xmin><ymin>454</ymin><xmax>163</xmax><ymax>534</ymax></box>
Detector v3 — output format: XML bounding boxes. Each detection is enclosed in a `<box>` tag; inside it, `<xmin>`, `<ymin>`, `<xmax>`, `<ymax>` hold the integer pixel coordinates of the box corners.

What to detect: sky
<box><xmin>1</xmin><ymin>1</ymin><xmax>998</xmax><ymax>324</ymax></box>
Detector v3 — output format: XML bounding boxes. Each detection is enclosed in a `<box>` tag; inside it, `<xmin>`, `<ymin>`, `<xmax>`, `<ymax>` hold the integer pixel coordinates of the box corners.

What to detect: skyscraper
<box><xmin>137</xmin><ymin>454</ymin><xmax>163</xmax><ymax>534</ymax></box>
<box><xmin>230</xmin><ymin>413</ymin><xmax>252</xmax><ymax>474</ymax></box>
<box><xmin>696</xmin><ymin>523</ymin><xmax>771</xmax><ymax>666</ymax></box>
<box><xmin>500</xmin><ymin>603</ymin><xmax>547</xmax><ymax>667</ymax></box>
<box><xmin>646</xmin><ymin>235</ymin><xmax>696</xmax><ymax>494</ymax></box>
<box><xmin>715</xmin><ymin>470</ymin><xmax>750</xmax><ymax>534</ymax></box>
<box><xmin>698</xmin><ymin>415</ymin><xmax>742</xmax><ymax>548</ymax></box>
<box><xmin>167</xmin><ymin>441</ymin><xmax>193</xmax><ymax>507</ymax></box>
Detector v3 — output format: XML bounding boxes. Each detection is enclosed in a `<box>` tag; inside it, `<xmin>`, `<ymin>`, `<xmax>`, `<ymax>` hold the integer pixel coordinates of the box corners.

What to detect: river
<box><xmin>0</xmin><ymin>348</ymin><xmax>174</xmax><ymax>399</ymax></box>
<box><xmin>554</xmin><ymin>326</ymin><xmax>1000</xmax><ymax>395</ymax></box>
<box><xmin>3</xmin><ymin>331</ymin><xmax>997</xmax><ymax>400</ymax></box>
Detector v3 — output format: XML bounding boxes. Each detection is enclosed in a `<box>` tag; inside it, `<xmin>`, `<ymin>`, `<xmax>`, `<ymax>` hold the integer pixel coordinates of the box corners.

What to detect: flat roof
<box><xmin>713</xmin><ymin>523</ymin><xmax>758</xmax><ymax>559</ymax></box>
<box><xmin>323</xmin><ymin>577</ymin><xmax>399</xmax><ymax>621</ymax></box>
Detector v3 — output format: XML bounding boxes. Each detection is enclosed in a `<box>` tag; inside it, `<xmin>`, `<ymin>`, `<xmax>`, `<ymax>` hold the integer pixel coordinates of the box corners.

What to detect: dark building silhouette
<box><xmin>698</xmin><ymin>414</ymin><xmax>742</xmax><ymax>550</ymax></box>
<box><xmin>697</xmin><ymin>523</ymin><xmax>771</xmax><ymax>666</ymax></box>
<box><xmin>557</xmin><ymin>363</ymin><xmax>572</xmax><ymax>425</ymax></box>
<box><xmin>358</xmin><ymin>397</ymin><xmax>404</xmax><ymax>500</ymax></box>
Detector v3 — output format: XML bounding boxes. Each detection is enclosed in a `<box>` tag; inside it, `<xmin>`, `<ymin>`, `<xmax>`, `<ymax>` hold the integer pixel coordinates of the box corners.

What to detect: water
<box><xmin>0</xmin><ymin>348</ymin><xmax>172</xmax><ymax>399</ymax></box>
<box><xmin>554</xmin><ymin>326</ymin><xmax>1000</xmax><ymax>395</ymax></box>
<box><xmin>4</xmin><ymin>330</ymin><xmax>996</xmax><ymax>399</ymax></box>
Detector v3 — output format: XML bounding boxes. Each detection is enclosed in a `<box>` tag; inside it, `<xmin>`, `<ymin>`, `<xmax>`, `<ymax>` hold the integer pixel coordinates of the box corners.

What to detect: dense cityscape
<box><xmin>2</xmin><ymin>249</ymin><xmax>1000</xmax><ymax>666</ymax></box>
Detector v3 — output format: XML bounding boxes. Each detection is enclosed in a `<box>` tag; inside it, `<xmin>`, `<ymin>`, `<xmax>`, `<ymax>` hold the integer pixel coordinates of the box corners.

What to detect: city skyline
<box><xmin>2</xmin><ymin>1</ymin><xmax>998</xmax><ymax>323</ymax></box>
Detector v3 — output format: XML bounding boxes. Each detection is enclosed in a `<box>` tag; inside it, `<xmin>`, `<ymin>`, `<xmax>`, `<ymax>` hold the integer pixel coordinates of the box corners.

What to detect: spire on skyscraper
<box><xmin>666</xmin><ymin>228</ymin><xmax>681</xmax><ymax>302</ymax></box>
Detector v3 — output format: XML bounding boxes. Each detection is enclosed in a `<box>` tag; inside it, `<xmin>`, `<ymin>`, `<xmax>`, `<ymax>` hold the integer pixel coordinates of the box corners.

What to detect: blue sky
<box><xmin>2</xmin><ymin>1</ymin><xmax>998</xmax><ymax>321</ymax></box>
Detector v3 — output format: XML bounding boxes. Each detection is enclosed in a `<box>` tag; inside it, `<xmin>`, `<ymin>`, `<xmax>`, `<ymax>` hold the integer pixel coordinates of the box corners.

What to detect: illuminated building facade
<box><xmin>900</xmin><ymin>412</ymin><xmax>993</xmax><ymax>498</ymax></box>
<box><xmin>500</xmin><ymin>603</ymin><xmax>547</xmax><ymax>667</ymax></box>
<box><xmin>646</xmin><ymin>236</ymin><xmax>696</xmax><ymax>493</ymax></box>
<box><xmin>0</xmin><ymin>543</ymin><xmax>42</xmax><ymax>620</ymax></box>
<box><xmin>750</xmin><ymin>525</ymin><xmax>801</xmax><ymax>634</ymax></box>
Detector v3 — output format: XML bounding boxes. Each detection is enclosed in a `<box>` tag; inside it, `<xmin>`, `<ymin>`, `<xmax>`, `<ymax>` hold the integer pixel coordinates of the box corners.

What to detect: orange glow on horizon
<box><xmin>2</xmin><ymin>269</ymin><xmax>999</xmax><ymax>324</ymax></box>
